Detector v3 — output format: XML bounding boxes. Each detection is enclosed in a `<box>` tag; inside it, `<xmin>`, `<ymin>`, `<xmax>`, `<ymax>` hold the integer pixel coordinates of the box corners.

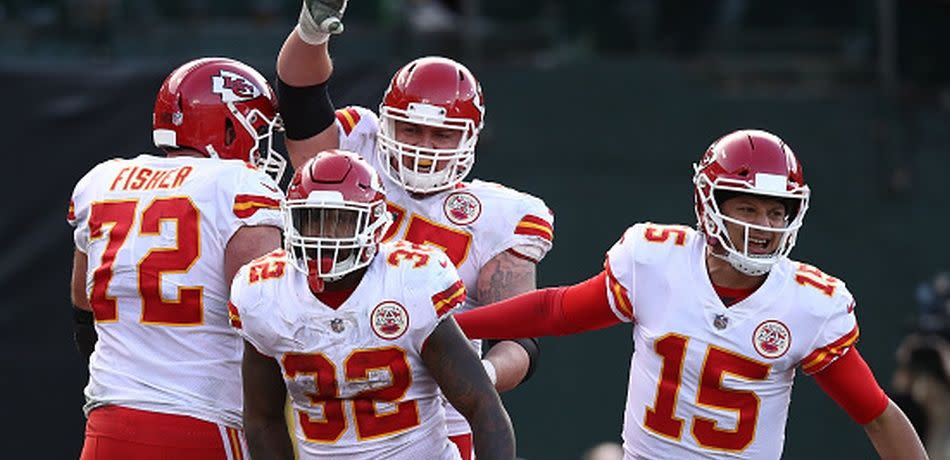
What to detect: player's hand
<box><xmin>298</xmin><ymin>0</ymin><xmax>347</xmax><ymax>44</ymax></box>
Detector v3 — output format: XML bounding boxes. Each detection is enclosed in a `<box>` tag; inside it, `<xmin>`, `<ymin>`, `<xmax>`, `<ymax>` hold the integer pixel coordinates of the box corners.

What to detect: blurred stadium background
<box><xmin>2</xmin><ymin>0</ymin><xmax>948</xmax><ymax>458</ymax></box>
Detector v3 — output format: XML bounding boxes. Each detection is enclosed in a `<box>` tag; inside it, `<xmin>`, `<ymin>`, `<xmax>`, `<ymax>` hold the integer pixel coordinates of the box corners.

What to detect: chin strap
<box><xmin>709</xmin><ymin>248</ymin><xmax>771</xmax><ymax>277</ymax></box>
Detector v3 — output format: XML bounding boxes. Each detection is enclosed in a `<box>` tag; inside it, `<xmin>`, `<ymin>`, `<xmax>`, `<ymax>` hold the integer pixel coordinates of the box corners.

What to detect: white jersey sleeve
<box><xmin>68</xmin><ymin>159</ymin><xmax>121</xmax><ymax>252</ymax></box>
<box><xmin>335</xmin><ymin>106</ymin><xmax>380</xmax><ymax>161</ymax></box>
<box><xmin>466</xmin><ymin>180</ymin><xmax>554</xmax><ymax>264</ymax></box>
<box><xmin>396</xmin><ymin>241</ymin><xmax>467</xmax><ymax>347</ymax></box>
<box><xmin>228</xmin><ymin>250</ymin><xmax>290</xmax><ymax>357</ymax></box>
<box><xmin>217</xmin><ymin>164</ymin><xmax>284</xmax><ymax>244</ymax></box>
<box><xmin>604</xmin><ymin>223</ymin><xmax>696</xmax><ymax>323</ymax></box>
<box><xmin>796</xmin><ymin>264</ymin><xmax>860</xmax><ymax>375</ymax></box>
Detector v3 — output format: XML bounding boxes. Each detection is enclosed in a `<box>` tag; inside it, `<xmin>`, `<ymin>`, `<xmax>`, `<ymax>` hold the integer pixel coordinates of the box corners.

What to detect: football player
<box><xmin>273</xmin><ymin>1</ymin><xmax>552</xmax><ymax>457</ymax></box>
<box><xmin>68</xmin><ymin>58</ymin><xmax>286</xmax><ymax>459</ymax></box>
<box><xmin>453</xmin><ymin>130</ymin><xmax>928</xmax><ymax>459</ymax></box>
<box><xmin>230</xmin><ymin>150</ymin><xmax>515</xmax><ymax>459</ymax></box>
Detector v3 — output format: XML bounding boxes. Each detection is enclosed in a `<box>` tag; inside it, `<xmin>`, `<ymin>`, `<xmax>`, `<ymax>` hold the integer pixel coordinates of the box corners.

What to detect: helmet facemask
<box><xmin>377</xmin><ymin>102</ymin><xmax>477</xmax><ymax>194</ymax></box>
<box><xmin>283</xmin><ymin>192</ymin><xmax>392</xmax><ymax>281</ymax></box>
<box><xmin>230</xmin><ymin>103</ymin><xmax>287</xmax><ymax>181</ymax></box>
<box><xmin>694</xmin><ymin>169</ymin><xmax>810</xmax><ymax>276</ymax></box>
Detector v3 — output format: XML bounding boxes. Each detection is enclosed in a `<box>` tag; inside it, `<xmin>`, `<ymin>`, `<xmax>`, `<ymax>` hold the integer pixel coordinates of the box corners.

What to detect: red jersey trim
<box><xmin>335</xmin><ymin>107</ymin><xmax>361</xmax><ymax>135</ymax></box>
<box><xmin>514</xmin><ymin>215</ymin><xmax>553</xmax><ymax>242</ymax></box>
<box><xmin>604</xmin><ymin>259</ymin><xmax>634</xmax><ymax>321</ymax></box>
<box><xmin>227</xmin><ymin>301</ymin><xmax>242</xmax><ymax>329</ymax></box>
<box><xmin>432</xmin><ymin>280</ymin><xmax>466</xmax><ymax>317</ymax></box>
<box><xmin>801</xmin><ymin>325</ymin><xmax>860</xmax><ymax>374</ymax></box>
<box><xmin>233</xmin><ymin>194</ymin><xmax>280</xmax><ymax>218</ymax></box>
<box><xmin>506</xmin><ymin>248</ymin><xmax>539</xmax><ymax>264</ymax></box>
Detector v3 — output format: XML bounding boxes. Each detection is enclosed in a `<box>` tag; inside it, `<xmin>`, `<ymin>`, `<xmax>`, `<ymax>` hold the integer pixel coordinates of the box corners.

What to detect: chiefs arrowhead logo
<box><xmin>443</xmin><ymin>192</ymin><xmax>481</xmax><ymax>226</ymax></box>
<box><xmin>370</xmin><ymin>301</ymin><xmax>409</xmax><ymax>340</ymax></box>
<box><xmin>212</xmin><ymin>70</ymin><xmax>261</xmax><ymax>103</ymax></box>
<box><xmin>752</xmin><ymin>320</ymin><xmax>791</xmax><ymax>359</ymax></box>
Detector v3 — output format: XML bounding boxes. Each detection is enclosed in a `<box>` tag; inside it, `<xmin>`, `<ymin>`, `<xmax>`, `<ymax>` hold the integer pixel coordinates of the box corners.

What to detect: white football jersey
<box><xmin>230</xmin><ymin>242</ymin><xmax>467</xmax><ymax>459</ymax></box>
<box><xmin>604</xmin><ymin>223</ymin><xmax>859</xmax><ymax>460</ymax></box>
<box><xmin>68</xmin><ymin>154</ymin><xmax>283</xmax><ymax>428</ymax></box>
<box><xmin>335</xmin><ymin>105</ymin><xmax>555</xmax><ymax>435</ymax></box>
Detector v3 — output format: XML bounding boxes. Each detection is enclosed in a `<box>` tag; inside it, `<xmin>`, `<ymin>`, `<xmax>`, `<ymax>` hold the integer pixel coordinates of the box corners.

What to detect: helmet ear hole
<box><xmin>225</xmin><ymin>118</ymin><xmax>236</xmax><ymax>146</ymax></box>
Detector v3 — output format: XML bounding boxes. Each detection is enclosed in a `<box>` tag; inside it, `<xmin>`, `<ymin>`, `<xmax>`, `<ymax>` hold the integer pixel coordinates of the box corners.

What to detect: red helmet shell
<box><xmin>287</xmin><ymin>150</ymin><xmax>385</xmax><ymax>204</ymax></box>
<box><xmin>692</xmin><ymin>129</ymin><xmax>811</xmax><ymax>275</ymax></box>
<box><xmin>381</xmin><ymin>56</ymin><xmax>484</xmax><ymax>134</ymax></box>
<box><xmin>283</xmin><ymin>150</ymin><xmax>391</xmax><ymax>284</ymax></box>
<box><xmin>696</xmin><ymin>129</ymin><xmax>805</xmax><ymax>194</ymax></box>
<box><xmin>153</xmin><ymin>57</ymin><xmax>279</xmax><ymax>164</ymax></box>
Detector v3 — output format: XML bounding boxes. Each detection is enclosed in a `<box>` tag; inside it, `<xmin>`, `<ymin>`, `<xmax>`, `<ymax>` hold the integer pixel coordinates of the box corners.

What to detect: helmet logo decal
<box><xmin>752</xmin><ymin>320</ymin><xmax>791</xmax><ymax>359</ymax></box>
<box><xmin>370</xmin><ymin>301</ymin><xmax>409</xmax><ymax>340</ymax></box>
<box><xmin>472</xmin><ymin>85</ymin><xmax>485</xmax><ymax>126</ymax></box>
<box><xmin>211</xmin><ymin>70</ymin><xmax>261</xmax><ymax>103</ymax></box>
<box><xmin>443</xmin><ymin>191</ymin><xmax>481</xmax><ymax>226</ymax></box>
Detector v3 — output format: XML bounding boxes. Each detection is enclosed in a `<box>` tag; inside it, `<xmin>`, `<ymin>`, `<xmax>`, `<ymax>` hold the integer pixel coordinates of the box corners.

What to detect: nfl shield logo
<box><xmin>330</xmin><ymin>318</ymin><xmax>345</xmax><ymax>333</ymax></box>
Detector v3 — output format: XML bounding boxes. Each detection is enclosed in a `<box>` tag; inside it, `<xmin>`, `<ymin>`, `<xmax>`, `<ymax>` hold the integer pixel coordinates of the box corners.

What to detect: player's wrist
<box><xmin>481</xmin><ymin>359</ymin><xmax>498</xmax><ymax>386</ymax></box>
<box><xmin>295</xmin><ymin>22</ymin><xmax>329</xmax><ymax>46</ymax></box>
<box><xmin>296</xmin><ymin>0</ymin><xmax>346</xmax><ymax>45</ymax></box>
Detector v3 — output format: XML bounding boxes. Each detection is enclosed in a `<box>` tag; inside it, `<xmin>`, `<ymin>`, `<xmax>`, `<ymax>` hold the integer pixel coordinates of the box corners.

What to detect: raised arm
<box><xmin>457</xmin><ymin>271</ymin><xmax>622</xmax><ymax>340</ymax></box>
<box><xmin>242</xmin><ymin>344</ymin><xmax>295</xmax><ymax>459</ymax></box>
<box><xmin>277</xmin><ymin>1</ymin><xmax>344</xmax><ymax>168</ymax></box>
<box><xmin>422</xmin><ymin>317</ymin><xmax>515</xmax><ymax>460</ymax></box>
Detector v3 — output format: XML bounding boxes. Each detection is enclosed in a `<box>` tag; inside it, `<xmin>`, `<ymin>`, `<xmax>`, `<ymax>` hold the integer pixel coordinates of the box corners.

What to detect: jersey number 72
<box><xmin>87</xmin><ymin>197</ymin><xmax>202</xmax><ymax>325</ymax></box>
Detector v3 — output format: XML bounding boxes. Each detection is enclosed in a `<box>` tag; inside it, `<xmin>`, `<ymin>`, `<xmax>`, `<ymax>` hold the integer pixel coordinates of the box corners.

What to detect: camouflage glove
<box><xmin>297</xmin><ymin>0</ymin><xmax>347</xmax><ymax>45</ymax></box>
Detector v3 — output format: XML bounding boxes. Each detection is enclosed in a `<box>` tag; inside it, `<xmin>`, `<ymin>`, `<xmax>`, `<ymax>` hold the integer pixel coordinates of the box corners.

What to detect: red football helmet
<box><xmin>153</xmin><ymin>57</ymin><xmax>286</xmax><ymax>179</ymax></box>
<box><xmin>284</xmin><ymin>150</ymin><xmax>391</xmax><ymax>285</ymax></box>
<box><xmin>377</xmin><ymin>56</ymin><xmax>485</xmax><ymax>193</ymax></box>
<box><xmin>693</xmin><ymin>129</ymin><xmax>810</xmax><ymax>276</ymax></box>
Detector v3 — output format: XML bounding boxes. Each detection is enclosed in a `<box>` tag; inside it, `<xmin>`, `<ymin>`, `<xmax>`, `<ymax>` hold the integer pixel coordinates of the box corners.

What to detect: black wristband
<box><xmin>276</xmin><ymin>76</ymin><xmax>336</xmax><ymax>141</ymax></box>
<box><xmin>512</xmin><ymin>337</ymin><xmax>541</xmax><ymax>383</ymax></box>
<box><xmin>73</xmin><ymin>308</ymin><xmax>97</xmax><ymax>362</ymax></box>
<box><xmin>484</xmin><ymin>337</ymin><xmax>541</xmax><ymax>385</ymax></box>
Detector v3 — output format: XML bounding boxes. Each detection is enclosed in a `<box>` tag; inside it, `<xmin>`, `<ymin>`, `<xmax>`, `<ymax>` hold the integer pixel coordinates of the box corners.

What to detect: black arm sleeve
<box><xmin>483</xmin><ymin>338</ymin><xmax>541</xmax><ymax>384</ymax></box>
<box><xmin>275</xmin><ymin>76</ymin><xmax>336</xmax><ymax>140</ymax></box>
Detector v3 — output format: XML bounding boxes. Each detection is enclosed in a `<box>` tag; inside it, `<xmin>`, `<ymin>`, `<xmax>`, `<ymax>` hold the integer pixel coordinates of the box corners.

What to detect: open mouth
<box><xmin>747</xmin><ymin>235</ymin><xmax>773</xmax><ymax>255</ymax></box>
<box><xmin>416</xmin><ymin>158</ymin><xmax>434</xmax><ymax>172</ymax></box>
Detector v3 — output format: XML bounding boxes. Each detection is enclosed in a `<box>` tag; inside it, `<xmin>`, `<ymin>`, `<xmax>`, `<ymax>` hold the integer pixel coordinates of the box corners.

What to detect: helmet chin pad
<box><xmin>710</xmin><ymin>248</ymin><xmax>774</xmax><ymax>276</ymax></box>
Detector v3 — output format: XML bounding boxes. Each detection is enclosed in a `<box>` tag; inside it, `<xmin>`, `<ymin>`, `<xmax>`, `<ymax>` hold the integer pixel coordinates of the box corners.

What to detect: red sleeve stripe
<box><xmin>233</xmin><ymin>194</ymin><xmax>281</xmax><ymax>218</ymax></box>
<box><xmin>514</xmin><ymin>215</ymin><xmax>553</xmax><ymax>241</ymax></box>
<box><xmin>801</xmin><ymin>325</ymin><xmax>860</xmax><ymax>374</ymax></box>
<box><xmin>335</xmin><ymin>107</ymin><xmax>361</xmax><ymax>135</ymax></box>
<box><xmin>506</xmin><ymin>248</ymin><xmax>539</xmax><ymax>263</ymax></box>
<box><xmin>227</xmin><ymin>301</ymin><xmax>242</xmax><ymax>329</ymax></box>
<box><xmin>605</xmin><ymin>260</ymin><xmax>634</xmax><ymax>320</ymax></box>
<box><xmin>432</xmin><ymin>280</ymin><xmax>466</xmax><ymax>317</ymax></box>
<box><xmin>67</xmin><ymin>200</ymin><xmax>76</xmax><ymax>222</ymax></box>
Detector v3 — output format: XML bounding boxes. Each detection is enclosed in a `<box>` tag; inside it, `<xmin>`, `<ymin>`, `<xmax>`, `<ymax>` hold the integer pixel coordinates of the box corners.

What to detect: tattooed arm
<box><xmin>476</xmin><ymin>250</ymin><xmax>538</xmax><ymax>392</ymax></box>
<box><xmin>422</xmin><ymin>317</ymin><xmax>516</xmax><ymax>460</ymax></box>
